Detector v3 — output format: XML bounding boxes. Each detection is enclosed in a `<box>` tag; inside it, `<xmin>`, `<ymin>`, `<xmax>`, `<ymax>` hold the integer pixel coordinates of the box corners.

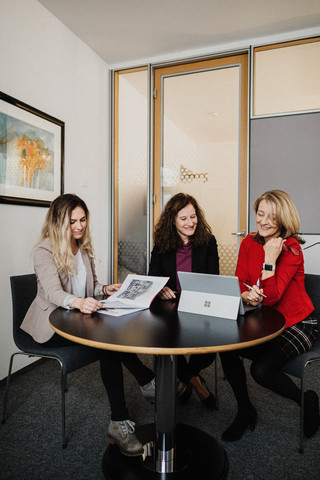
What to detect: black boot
<box><xmin>222</xmin><ymin>405</ymin><xmax>257</xmax><ymax>442</ymax></box>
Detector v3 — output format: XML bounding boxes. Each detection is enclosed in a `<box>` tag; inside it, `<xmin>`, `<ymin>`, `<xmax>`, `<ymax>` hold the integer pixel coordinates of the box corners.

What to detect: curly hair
<box><xmin>252</xmin><ymin>189</ymin><xmax>305</xmax><ymax>245</ymax></box>
<box><xmin>153</xmin><ymin>193</ymin><xmax>212</xmax><ymax>253</ymax></box>
<box><xmin>38</xmin><ymin>193</ymin><xmax>95</xmax><ymax>274</ymax></box>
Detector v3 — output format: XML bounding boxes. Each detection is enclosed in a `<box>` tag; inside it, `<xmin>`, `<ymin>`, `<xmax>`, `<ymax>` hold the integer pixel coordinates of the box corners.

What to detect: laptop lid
<box><xmin>177</xmin><ymin>272</ymin><xmax>245</xmax><ymax>320</ymax></box>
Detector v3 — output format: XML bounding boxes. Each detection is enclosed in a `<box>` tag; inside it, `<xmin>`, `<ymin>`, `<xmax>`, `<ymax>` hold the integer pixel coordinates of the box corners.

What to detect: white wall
<box><xmin>0</xmin><ymin>0</ymin><xmax>111</xmax><ymax>379</ymax></box>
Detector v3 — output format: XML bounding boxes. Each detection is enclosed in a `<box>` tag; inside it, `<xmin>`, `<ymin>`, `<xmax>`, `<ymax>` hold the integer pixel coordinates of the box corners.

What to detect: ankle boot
<box><xmin>222</xmin><ymin>405</ymin><xmax>257</xmax><ymax>442</ymax></box>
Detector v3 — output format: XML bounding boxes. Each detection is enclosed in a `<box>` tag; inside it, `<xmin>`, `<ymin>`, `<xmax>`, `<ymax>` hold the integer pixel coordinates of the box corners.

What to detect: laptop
<box><xmin>177</xmin><ymin>272</ymin><xmax>247</xmax><ymax>320</ymax></box>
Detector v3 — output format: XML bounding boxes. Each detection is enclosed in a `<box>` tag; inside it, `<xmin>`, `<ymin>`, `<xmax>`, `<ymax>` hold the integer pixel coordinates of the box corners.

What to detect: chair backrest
<box><xmin>10</xmin><ymin>274</ymin><xmax>37</xmax><ymax>343</ymax></box>
<box><xmin>305</xmin><ymin>273</ymin><xmax>320</xmax><ymax>318</ymax></box>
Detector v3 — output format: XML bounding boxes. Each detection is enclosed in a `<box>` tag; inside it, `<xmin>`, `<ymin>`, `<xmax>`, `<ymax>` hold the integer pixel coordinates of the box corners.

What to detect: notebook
<box><xmin>177</xmin><ymin>272</ymin><xmax>247</xmax><ymax>320</ymax></box>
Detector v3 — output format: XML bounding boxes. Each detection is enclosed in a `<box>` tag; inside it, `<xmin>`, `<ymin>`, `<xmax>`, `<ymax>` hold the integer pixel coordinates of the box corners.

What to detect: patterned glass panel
<box><xmin>118</xmin><ymin>70</ymin><xmax>148</xmax><ymax>282</ymax></box>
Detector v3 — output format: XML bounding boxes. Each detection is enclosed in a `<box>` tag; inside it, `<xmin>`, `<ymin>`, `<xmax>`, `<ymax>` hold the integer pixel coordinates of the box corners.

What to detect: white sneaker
<box><xmin>107</xmin><ymin>420</ymin><xmax>144</xmax><ymax>456</ymax></box>
<box><xmin>140</xmin><ymin>378</ymin><xmax>155</xmax><ymax>402</ymax></box>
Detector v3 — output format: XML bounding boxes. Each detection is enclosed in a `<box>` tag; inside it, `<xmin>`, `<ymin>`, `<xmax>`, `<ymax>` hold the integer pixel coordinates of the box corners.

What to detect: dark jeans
<box><xmin>44</xmin><ymin>334</ymin><xmax>154</xmax><ymax>420</ymax></box>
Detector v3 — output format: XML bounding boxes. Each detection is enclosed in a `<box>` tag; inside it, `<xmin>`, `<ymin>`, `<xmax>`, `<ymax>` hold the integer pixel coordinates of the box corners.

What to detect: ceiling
<box><xmin>37</xmin><ymin>0</ymin><xmax>320</xmax><ymax>66</ymax></box>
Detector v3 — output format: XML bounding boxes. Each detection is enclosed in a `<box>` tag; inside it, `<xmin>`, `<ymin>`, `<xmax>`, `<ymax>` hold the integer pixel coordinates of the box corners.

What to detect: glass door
<box><xmin>153</xmin><ymin>54</ymin><xmax>248</xmax><ymax>275</ymax></box>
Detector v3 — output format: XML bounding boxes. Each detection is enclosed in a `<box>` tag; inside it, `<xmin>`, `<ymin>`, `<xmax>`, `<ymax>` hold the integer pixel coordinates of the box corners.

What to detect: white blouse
<box><xmin>63</xmin><ymin>249</ymin><xmax>87</xmax><ymax>309</ymax></box>
<box><xmin>71</xmin><ymin>249</ymin><xmax>87</xmax><ymax>298</ymax></box>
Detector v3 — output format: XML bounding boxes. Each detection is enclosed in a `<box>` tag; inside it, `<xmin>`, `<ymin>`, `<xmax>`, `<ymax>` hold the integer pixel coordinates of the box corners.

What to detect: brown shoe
<box><xmin>107</xmin><ymin>420</ymin><xmax>144</xmax><ymax>456</ymax></box>
<box><xmin>190</xmin><ymin>375</ymin><xmax>217</xmax><ymax>410</ymax></box>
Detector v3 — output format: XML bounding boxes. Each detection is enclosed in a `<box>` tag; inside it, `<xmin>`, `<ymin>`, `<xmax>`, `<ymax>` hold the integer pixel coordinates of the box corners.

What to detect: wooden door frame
<box><xmin>153</xmin><ymin>53</ymin><xmax>249</xmax><ymax>238</ymax></box>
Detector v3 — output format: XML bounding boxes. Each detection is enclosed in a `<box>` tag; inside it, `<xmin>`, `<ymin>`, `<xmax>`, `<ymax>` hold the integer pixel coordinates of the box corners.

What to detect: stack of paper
<box><xmin>99</xmin><ymin>274</ymin><xmax>169</xmax><ymax>316</ymax></box>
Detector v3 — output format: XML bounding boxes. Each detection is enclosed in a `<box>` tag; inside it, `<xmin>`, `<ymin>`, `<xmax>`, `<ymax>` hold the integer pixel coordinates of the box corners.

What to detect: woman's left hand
<box><xmin>263</xmin><ymin>237</ymin><xmax>284</xmax><ymax>264</ymax></box>
<box><xmin>106</xmin><ymin>283</ymin><xmax>121</xmax><ymax>295</ymax></box>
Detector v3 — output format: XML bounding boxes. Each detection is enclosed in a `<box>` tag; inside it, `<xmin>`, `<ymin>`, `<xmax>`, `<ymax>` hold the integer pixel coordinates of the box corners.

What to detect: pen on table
<box><xmin>242</xmin><ymin>282</ymin><xmax>267</xmax><ymax>298</ymax></box>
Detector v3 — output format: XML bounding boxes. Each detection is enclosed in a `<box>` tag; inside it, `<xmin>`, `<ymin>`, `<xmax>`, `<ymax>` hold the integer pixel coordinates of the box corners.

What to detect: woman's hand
<box><xmin>158</xmin><ymin>286</ymin><xmax>176</xmax><ymax>300</ymax></box>
<box><xmin>242</xmin><ymin>285</ymin><xmax>264</xmax><ymax>306</ymax></box>
<box><xmin>71</xmin><ymin>296</ymin><xmax>103</xmax><ymax>313</ymax></box>
<box><xmin>263</xmin><ymin>237</ymin><xmax>284</xmax><ymax>264</ymax></box>
<box><xmin>106</xmin><ymin>283</ymin><xmax>121</xmax><ymax>296</ymax></box>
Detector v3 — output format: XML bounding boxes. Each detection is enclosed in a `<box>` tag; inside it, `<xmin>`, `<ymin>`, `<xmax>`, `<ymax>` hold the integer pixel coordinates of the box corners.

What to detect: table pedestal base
<box><xmin>102</xmin><ymin>423</ymin><xmax>228</xmax><ymax>480</ymax></box>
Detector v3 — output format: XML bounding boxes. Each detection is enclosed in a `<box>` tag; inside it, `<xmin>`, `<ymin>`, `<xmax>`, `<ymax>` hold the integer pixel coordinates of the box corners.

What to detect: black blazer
<box><xmin>148</xmin><ymin>235</ymin><xmax>219</xmax><ymax>290</ymax></box>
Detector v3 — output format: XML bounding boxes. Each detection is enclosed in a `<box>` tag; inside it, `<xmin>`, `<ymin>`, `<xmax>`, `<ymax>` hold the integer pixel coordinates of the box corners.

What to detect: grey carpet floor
<box><xmin>0</xmin><ymin>355</ymin><xmax>320</xmax><ymax>480</ymax></box>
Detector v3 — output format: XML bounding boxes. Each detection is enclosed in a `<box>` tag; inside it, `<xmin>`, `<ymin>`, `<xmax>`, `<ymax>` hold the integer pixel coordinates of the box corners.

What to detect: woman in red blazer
<box><xmin>220</xmin><ymin>190</ymin><xmax>319</xmax><ymax>441</ymax></box>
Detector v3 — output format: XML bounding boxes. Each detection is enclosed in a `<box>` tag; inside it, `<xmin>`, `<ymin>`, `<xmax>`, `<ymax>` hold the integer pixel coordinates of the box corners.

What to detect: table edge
<box><xmin>49</xmin><ymin>322</ymin><xmax>285</xmax><ymax>355</ymax></box>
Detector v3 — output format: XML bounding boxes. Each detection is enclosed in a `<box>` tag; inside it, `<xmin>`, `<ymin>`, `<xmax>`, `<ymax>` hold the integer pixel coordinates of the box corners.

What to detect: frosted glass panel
<box><xmin>118</xmin><ymin>70</ymin><xmax>148</xmax><ymax>282</ymax></box>
<box><xmin>162</xmin><ymin>67</ymin><xmax>240</xmax><ymax>275</ymax></box>
<box><xmin>254</xmin><ymin>40</ymin><xmax>320</xmax><ymax>116</ymax></box>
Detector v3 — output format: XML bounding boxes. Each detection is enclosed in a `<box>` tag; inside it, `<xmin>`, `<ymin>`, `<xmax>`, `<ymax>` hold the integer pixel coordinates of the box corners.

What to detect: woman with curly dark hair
<box><xmin>149</xmin><ymin>193</ymin><xmax>219</xmax><ymax>409</ymax></box>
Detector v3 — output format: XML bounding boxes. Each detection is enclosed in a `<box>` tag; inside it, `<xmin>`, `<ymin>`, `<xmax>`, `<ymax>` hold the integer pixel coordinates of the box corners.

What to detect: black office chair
<box><xmin>1</xmin><ymin>274</ymin><xmax>98</xmax><ymax>448</ymax></box>
<box><xmin>281</xmin><ymin>273</ymin><xmax>320</xmax><ymax>453</ymax></box>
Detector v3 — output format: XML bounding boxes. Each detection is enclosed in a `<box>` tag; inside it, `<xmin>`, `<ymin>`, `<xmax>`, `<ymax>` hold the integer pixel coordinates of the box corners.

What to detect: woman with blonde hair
<box><xmin>219</xmin><ymin>190</ymin><xmax>319</xmax><ymax>442</ymax></box>
<box><xmin>149</xmin><ymin>192</ymin><xmax>219</xmax><ymax>409</ymax></box>
<box><xmin>21</xmin><ymin>193</ymin><xmax>155</xmax><ymax>456</ymax></box>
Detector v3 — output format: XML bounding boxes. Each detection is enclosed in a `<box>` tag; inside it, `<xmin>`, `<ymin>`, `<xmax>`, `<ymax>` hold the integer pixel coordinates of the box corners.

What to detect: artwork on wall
<box><xmin>0</xmin><ymin>92</ymin><xmax>64</xmax><ymax>207</ymax></box>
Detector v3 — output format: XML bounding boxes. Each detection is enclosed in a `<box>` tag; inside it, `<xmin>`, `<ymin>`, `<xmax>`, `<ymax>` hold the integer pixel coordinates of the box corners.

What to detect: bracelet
<box><xmin>102</xmin><ymin>285</ymin><xmax>109</xmax><ymax>295</ymax></box>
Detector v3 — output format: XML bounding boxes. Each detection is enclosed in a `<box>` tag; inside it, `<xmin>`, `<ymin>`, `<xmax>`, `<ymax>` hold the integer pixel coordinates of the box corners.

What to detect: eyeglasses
<box><xmin>282</xmin><ymin>244</ymin><xmax>301</xmax><ymax>256</ymax></box>
<box><xmin>303</xmin><ymin>242</ymin><xmax>320</xmax><ymax>251</ymax></box>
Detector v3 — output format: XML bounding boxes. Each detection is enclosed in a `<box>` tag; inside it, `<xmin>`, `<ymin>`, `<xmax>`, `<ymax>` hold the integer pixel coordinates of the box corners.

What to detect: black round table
<box><xmin>50</xmin><ymin>299</ymin><xmax>285</xmax><ymax>480</ymax></box>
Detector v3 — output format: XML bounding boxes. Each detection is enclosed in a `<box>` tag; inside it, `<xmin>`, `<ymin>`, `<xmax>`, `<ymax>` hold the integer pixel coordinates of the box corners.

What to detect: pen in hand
<box><xmin>242</xmin><ymin>282</ymin><xmax>267</xmax><ymax>298</ymax></box>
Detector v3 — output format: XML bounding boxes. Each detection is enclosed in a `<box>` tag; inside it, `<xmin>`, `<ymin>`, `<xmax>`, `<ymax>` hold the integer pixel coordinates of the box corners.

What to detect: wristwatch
<box><xmin>263</xmin><ymin>263</ymin><xmax>276</xmax><ymax>271</ymax></box>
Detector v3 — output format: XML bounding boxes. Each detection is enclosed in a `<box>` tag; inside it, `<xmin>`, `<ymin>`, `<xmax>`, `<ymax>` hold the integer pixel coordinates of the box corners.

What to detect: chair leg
<box><xmin>61</xmin><ymin>372</ymin><xmax>68</xmax><ymax>448</ymax></box>
<box><xmin>299</xmin><ymin>377</ymin><xmax>305</xmax><ymax>454</ymax></box>
<box><xmin>1</xmin><ymin>353</ymin><xmax>16</xmax><ymax>424</ymax></box>
<box><xmin>214</xmin><ymin>355</ymin><xmax>219</xmax><ymax>409</ymax></box>
<box><xmin>3</xmin><ymin>352</ymin><xmax>69</xmax><ymax>449</ymax></box>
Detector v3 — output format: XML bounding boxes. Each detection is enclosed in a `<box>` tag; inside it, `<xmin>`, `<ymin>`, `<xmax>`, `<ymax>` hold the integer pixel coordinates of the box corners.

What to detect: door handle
<box><xmin>231</xmin><ymin>230</ymin><xmax>246</xmax><ymax>237</ymax></box>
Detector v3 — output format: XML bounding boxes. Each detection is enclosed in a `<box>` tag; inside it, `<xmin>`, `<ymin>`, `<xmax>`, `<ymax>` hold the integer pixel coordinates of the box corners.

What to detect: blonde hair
<box><xmin>253</xmin><ymin>189</ymin><xmax>305</xmax><ymax>244</ymax></box>
<box><xmin>38</xmin><ymin>194</ymin><xmax>94</xmax><ymax>274</ymax></box>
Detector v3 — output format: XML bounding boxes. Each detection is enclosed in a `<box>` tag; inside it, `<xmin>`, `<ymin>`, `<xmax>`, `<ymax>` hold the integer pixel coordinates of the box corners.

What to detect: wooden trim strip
<box><xmin>113</xmin><ymin>72</ymin><xmax>119</xmax><ymax>281</ymax></box>
<box><xmin>115</xmin><ymin>66</ymin><xmax>148</xmax><ymax>75</ymax></box>
<box><xmin>50</xmin><ymin>323</ymin><xmax>284</xmax><ymax>356</ymax></box>
<box><xmin>254</xmin><ymin>36</ymin><xmax>320</xmax><ymax>53</ymax></box>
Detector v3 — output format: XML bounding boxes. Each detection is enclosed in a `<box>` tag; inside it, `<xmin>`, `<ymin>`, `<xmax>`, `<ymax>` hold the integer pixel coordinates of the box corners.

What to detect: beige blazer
<box><xmin>21</xmin><ymin>238</ymin><xmax>99</xmax><ymax>343</ymax></box>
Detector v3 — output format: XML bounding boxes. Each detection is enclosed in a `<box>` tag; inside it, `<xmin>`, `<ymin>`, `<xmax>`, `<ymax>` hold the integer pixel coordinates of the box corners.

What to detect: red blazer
<box><xmin>236</xmin><ymin>234</ymin><xmax>314</xmax><ymax>328</ymax></box>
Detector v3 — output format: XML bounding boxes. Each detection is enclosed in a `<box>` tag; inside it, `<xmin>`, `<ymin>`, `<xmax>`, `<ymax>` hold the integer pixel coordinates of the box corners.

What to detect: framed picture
<box><xmin>0</xmin><ymin>92</ymin><xmax>64</xmax><ymax>207</ymax></box>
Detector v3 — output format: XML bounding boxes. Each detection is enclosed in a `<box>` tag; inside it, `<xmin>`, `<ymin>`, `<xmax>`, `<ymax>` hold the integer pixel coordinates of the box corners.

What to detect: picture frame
<box><xmin>0</xmin><ymin>92</ymin><xmax>64</xmax><ymax>207</ymax></box>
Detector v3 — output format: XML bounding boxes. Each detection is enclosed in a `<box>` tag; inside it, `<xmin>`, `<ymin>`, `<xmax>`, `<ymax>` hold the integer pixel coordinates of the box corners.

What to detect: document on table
<box><xmin>98</xmin><ymin>307</ymin><xmax>143</xmax><ymax>317</ymax></box>
<box><xmin>99</xmin><ymin>274</ymin><xmax>169</xmax><ymax>314</ymax></box>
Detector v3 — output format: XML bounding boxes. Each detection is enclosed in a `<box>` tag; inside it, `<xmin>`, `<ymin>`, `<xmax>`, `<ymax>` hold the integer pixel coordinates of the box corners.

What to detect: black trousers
<box><xmin>44</xmin><ymin>334</ymin><xmax>154</xmax><ymax>420</ymax></box>
<box><xmin>220</xmin><ymin>341</ymin><xmax>302</xmax><ymax>411</ymax></box>
<box><xmin>219</xmin><ymin>318</ymin><xmax>318</xmax><ymax>411</ymax></box>
<box><xmin>177</xmin><ymin>353</ymin><xmax>216</xmax><ymax>384</ymax></box>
